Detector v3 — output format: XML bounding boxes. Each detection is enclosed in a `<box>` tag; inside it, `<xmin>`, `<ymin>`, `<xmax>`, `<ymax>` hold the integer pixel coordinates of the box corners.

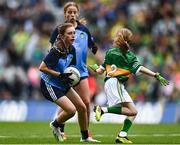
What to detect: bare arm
<box><xmin>139</xmin><ymin>66</ymin><xmax>156</xmax><ymax>77</ymax></box>
<box><xmin>96</xmin><ymin>68</ymin><xmax>104</xmax><ymax>75</ymax></box>
<box><xmin>139</xmin><ymin>66</ymin><xmax>169</xmax><ymax>86</ymax></box>
<box><xmin>88</xmin><ymin>64</ymin><xmax>104</xmax><ymax>75</ymax></box>
<box><xmin>39</xmin><ymin>61</ymin><xmax>60</xmax><ymax>77</ymax></box>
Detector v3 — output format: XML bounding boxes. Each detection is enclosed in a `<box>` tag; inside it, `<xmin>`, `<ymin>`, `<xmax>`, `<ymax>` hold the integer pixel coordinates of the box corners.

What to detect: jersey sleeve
<box><xmin>130</xmin><ymin>56</ymin><xmax>142</xmax><ymax>75</ymax></box>
<box><xmin>49</xmin><ymin>27</ymin><xmax>58</xmax><ymax>44</ymax></box>
<box><xmin>82</xmin><ymin>25</ymin><xmax>96</xmax><ymax>49</ymax></box>
<box><xmin>43</xmin><ymin>49</ymin><xmax>59</xmax><ymax>68</ymax></box>
<box><xmin>88</xmin><ymin>34</ymin><xmax>96</xmax><ymax>48</ymax></box>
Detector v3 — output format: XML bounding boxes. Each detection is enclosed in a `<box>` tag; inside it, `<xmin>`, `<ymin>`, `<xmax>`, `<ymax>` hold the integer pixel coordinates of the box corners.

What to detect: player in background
<box><xmin>39</xmin><ymin>23</ymin><xmax>94</xmax><ymax>142</ymax></box>
<box><xmin>49</xmin><ymin>1</ymin><xmax>98</xmax><ymax>141</ymax></box>
<box><xmin>89</xmin><ymin>28</ymin><xmax>169</xmax><ymax>144</ymax></box>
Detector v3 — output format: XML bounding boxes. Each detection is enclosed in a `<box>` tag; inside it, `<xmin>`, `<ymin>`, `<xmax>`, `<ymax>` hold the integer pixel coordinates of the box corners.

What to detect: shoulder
<box><xmin>50</xmin><ymin>26</ymin><xmax>59</xmax><ymax>43</ymax></box>
<box><xmin>52</xmin><ymin>26</ymin><xmax>58</xmax><ymax>33</ymax></box>
<box><xmin>127</xmin><ymin>49</ymin><xmax>136</xmax><ymax>57</ymax></box>
<box><xmin>48</xmin><ymin>48</ymin><xmax>55</xmax><ymax>56</ymax></box>
<box><xmin>105</xmin><ymin>47</ymin><xmax>115</xmax><ymax>55</ymax></box>
<box><xmin>43</xmin><ymin>49</ymin><xmax>58</xmax><ymax>62</ymax></box>
<box><xmin>107</xmin><ymin>47</ymin><xmax>118</xmax><ymax>53</ymax></box>
<box><xmin>126</xmin><ymin>50</ymin><xmax>139</xmax><ymax>62</ymax></box>
<box><xmin>76</xmin><ymin>22</ymin><xmax>90</xmax><ymax>33</ymax></box>
<box><xmin>70</xmin><ymin>45</ymin><xmax>76</xmax><ymax>51</ymax></box>
<box><xmin>69</xmin><ymin>45</ymin><xmax>76</xmax><ymax>53</ymax></box>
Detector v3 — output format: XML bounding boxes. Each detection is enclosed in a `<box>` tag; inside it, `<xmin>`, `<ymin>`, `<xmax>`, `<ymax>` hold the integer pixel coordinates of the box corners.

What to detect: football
<box><xmin>64</xmin><ymin>66</ymin><xmax>80</xmax><ymax>86</ymax></box>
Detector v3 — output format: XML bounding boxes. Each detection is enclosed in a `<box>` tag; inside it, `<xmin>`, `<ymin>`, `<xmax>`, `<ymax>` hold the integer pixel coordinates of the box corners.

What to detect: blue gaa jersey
<box><xmin>41</xmin><ymin>46</ymin><xmax>76</xmax><ymax>91</ymax></box>
<box><xmin>50</xmin><ymin>21</ymin><xmax>95</xmax><ymax>78</ymax></box>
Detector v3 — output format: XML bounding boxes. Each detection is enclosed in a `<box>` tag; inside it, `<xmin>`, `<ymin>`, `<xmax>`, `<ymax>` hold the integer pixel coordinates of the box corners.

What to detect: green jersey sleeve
<box><xmin>130</xmin><ymin>54</ymin><xmax>142</xmax><ymax>74</ymax></box>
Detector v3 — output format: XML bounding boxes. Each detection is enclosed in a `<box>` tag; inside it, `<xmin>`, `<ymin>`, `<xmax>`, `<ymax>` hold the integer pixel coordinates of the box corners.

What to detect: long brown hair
<box><xmin>53</xmin><ymin>23</ymin><xmax>73</xmax><ymax>54</ymax></box>
<box><xmin>113</xmin><ymin>28</ymin><xmax>133</xmax><ymax>51</ymax></box>
<box><xmin>63</xmin><ymin>1</ymin><xmax>87</xmax><ymax>25</ymax></box>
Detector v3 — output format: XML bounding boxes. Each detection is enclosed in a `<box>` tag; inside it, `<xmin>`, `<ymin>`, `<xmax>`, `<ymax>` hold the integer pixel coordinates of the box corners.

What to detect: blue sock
<box><xmin>81</xmin><ymin>130</ymin><xmax>88</xmax><ymax>139</ymax></box>
<box><xmin>59</xmin><ymin>123</ymin><xmax>65</xmax><ymax>132</ymax></box>
<box><xmin>52</xmin><ymin>120</ymin><xmax>59</xmax><ymax>128</ymax></box>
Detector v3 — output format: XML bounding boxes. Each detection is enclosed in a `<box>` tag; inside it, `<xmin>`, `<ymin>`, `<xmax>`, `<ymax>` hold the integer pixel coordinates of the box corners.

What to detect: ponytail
<box><xmin>53</xmin><ymin>23</ymin><xmax>73</xmax><ymax>56</ymax></box>
<box><xmin>79</xmin><ymin>18</ymin><xmax>87</xmax><ymax>25</ymax></box>
<box><xmin>113</xmin><ymin>28</ymin><xmax>132</xmax><ymax>50</ymax></box>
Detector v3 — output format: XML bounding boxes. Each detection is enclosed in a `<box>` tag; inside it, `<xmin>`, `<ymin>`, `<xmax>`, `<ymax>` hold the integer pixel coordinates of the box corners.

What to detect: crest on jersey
<box><xmin>106</xmin><ymin>64</ymin><xmax>131</xmax><ymax>77</ymax></box>
<box><xmin>80</xmin><ymin>33</ymin><xmax>84</xmax><ymax>39</ymax></box>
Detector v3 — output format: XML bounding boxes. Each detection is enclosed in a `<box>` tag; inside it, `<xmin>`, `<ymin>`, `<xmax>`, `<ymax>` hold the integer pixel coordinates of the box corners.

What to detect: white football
<box><xmin>64</xmin><ymin>66</ymin><xmax>80</xmax><ymax>86</ymax></box>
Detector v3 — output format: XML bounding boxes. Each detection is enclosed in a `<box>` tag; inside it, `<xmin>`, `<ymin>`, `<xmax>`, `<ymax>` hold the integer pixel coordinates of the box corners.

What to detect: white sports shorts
<box><xmin>104</xmin><ymin>77</ymin><xmax>133</xmax><ymax>106</ymax></box>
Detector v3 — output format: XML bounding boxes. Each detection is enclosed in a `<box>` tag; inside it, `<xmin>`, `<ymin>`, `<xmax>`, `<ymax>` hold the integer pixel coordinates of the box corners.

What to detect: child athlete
<box><xmin>89</xmin><ymin>28</ymin><xmax>169</xmax><ymax>144</ymax></box>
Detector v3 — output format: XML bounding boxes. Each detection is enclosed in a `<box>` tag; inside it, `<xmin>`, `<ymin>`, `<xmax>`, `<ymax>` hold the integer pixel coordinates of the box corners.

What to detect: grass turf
<box><xmin>0</xmin><ymin>122</ymin><xmax>180</xmax><ymax>144</ymax></box>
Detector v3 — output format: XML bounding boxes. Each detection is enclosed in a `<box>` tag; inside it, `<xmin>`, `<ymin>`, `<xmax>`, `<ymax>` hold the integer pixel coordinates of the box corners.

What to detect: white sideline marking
<box><xmin>0</xmin><ymin>133</ymin><xmax>180</xmax><ymax>138</ymax></box>
<box><xmin>1</xmin><ymin>144</ymin><xmax>180</xmax><ymax>145</ymax></box>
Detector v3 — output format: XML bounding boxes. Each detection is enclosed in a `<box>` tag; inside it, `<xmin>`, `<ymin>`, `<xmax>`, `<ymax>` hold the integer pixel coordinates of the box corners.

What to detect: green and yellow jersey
<box><xmin>100</xmin><ymin>47</ymin><xmax>142</xmax><ymax>82</ymax></box>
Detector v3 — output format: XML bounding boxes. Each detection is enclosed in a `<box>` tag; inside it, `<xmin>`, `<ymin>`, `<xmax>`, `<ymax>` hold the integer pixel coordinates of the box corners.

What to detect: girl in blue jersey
<box><xmin>39</xmin><ymin>23</ymin><xmax>91</xmax><ymax>142</ymax></box>
<box><xmin>49</xmin><ymin>1</ymin><xmax>99</xmax><ymax>142</ymax></box>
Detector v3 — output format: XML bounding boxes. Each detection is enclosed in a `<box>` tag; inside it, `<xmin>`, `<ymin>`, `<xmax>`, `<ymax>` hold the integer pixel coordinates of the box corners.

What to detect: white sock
<box><xmin>119</xmin><ymin>131</ymin><xmax>127</xmax><ymax>137</ymax></box>
<box><xmin>101</xmin><ymin>107</ymin><xmax>108</xmax><ymax>113</ymax></box>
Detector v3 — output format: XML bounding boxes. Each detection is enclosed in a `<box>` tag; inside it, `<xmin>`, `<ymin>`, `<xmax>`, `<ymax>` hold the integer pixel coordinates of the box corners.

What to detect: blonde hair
<box><xmin>63</xmin><ymin>1</ymin><xmax>87</xmax><ymax>25</ymax></box>
<box><xmin>113</xmin><ymin>28</ymin><xmax>133</xmax><ymax>50</ymax></box>
<box><xmin>64</xmin><ymin>2</ymin><xmax>80</xmax><ymax>13</ymax></box>
<box><xmin>79</xmin><ymin>18</ymin><xmax>87</xmax><ymax>25</ymax></box>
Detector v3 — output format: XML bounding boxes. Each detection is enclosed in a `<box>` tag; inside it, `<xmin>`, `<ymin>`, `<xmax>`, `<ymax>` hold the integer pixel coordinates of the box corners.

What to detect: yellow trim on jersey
<box><xmin>106</xmin><ymin>64</ymin><xmax>131</xmax><ymax>77</ymax></box>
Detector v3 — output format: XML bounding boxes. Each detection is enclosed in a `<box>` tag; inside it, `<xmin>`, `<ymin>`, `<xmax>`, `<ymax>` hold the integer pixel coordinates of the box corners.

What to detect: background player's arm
<box><xmin>49</xmin><ymin>27</ymin><xmax>58</xmax><ymax>49</ymax></box>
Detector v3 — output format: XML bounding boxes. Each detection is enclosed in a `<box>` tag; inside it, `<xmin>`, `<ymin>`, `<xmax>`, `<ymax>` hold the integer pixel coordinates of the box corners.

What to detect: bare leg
<box><xmin>50</xmin><ymin>95</ymin><xmax>77</xmax><ymax>142</ymax></box>
<box><xmin>66</xmin><ymin>88</ymin><xmax>88</xmax><ymax>131</ymax></box>
<box><xmin>121</xmin><ymin>102</ymin><xmax>138</xmax><ymax>116</ymax></box>
<box><xmin>118</xmin><ymin>102</ymin><xmax>137</xmax><ymax>141</ymax></box>
<box><xmin>74</xmin><ymin>78</ymin><xmax>91</xmax><ymax>125</ymax></box>
<box><xmin>102</xmin><ymin>102</ymin><xmax>137</xmax><ymax>116</ymax></box>
<box><xmin>50</xmin><ymin>88</ymin><xmax>89</xmax><ymax>142</ymax></box>
<box><xmin>55</xmin><ymin>96</ymin><xmax>76</xmax><ymax>123</ymax></box>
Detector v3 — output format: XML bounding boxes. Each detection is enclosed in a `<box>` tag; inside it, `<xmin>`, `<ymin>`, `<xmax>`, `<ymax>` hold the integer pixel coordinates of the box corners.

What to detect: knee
<box><xmin>67</xmin><ymin>107</ymin><xmax>76</xmax><ymax>117</ymax></box>
<box><xmin>76</xmin><ymin>103</ymin><xmax>87</xmax><ymax>114</ymax></box>
<box><xmin>131</xmin><ymin>109</ymin><xmax>138</xmax><ymax>116</ymax></box>
<box><xmin>82</xmin><ymin>98</ymin><xmax>91</xmax><ymax>108</ymax></box>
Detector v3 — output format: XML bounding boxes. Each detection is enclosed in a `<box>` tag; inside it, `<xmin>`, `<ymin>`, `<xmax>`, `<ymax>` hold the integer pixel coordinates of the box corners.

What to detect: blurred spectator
<box><xmin>0</xmin><ymin>0</ymin><xmax>179</xmax><ymax>104</ymax></box>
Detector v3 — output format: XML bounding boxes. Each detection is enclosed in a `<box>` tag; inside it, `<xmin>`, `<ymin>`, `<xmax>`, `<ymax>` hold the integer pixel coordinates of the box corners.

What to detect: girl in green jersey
<box><xmin>89</xmin><ymin>28</ymin><xmax>169</xmax><ymax>144</ymax></box>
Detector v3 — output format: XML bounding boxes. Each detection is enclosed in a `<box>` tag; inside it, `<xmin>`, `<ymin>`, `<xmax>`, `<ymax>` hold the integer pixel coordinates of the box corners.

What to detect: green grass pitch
<box><xmin>0</xmin><ymin>122</ymin><xmax>180</xmax><ymax>144</ymax></box>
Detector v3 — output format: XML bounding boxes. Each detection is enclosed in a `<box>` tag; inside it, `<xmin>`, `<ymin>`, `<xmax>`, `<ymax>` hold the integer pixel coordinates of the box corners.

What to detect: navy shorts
<box><xmin>40</xmin><ymin>79</ymin><xmax>70</xmax><ymax>102</ymax></box>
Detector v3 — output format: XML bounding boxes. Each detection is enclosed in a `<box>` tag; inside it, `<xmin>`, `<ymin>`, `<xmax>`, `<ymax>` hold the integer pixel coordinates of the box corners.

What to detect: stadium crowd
<box><xmin>0</xmin><ymin>0</ymin><xmax>179</xmax><ymax>103</ymax></box>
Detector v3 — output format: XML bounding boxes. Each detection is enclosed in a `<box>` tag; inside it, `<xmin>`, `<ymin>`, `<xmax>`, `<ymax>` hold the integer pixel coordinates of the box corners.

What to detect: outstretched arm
<box><xmin>140</xmin><ymin>66</ymin><xmax>169</xmax><ymax>86</ymax></box>
<box><xmin>139</xmin><ymin>66</ymin><xmax>156</xmax><ymax>77</ymax></box>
